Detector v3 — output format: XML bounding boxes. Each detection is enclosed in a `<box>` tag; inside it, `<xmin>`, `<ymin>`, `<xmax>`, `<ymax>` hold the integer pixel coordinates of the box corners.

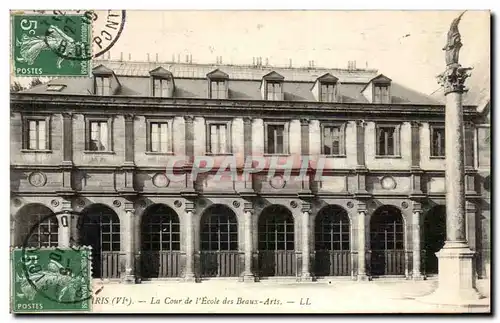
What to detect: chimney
<box><xmin>172</xmin><ymin>54</ymin><xmax>175</xmax><ymax>62</ymax></box>
<box><xmin>177</xmin><ymin>54</ymin><xmax>180</xmax><ymax>63</ymax></box>
<box><xmin>147</xmin><ymin>53</ymin><xmax>150</xmax><ymax>62</ymax></box>
<box><xmin>128</xmin><ymin>53</ymin><xmax>131</xmax><ymax>61</ymax></box>
<box><xmin>120</xmin><ymin>52</ymin><xmax>123</xmax><ymax>61</ymax></box>
<box><xmin>265</xmin><ymin>57</ymin><xmax>269</xmax><ymax>66</ymax></box>
<box><xmin>253</xmin><ymin>57</ymin><xmax>256</xmax><ymax>66</ymax></box>
<box><xmin>186</xmin><ymin>55</ymin><xmax>189</xmax><ymax>63</ymax></box>
<box><xmin>190</xmin><ymin>54</ymin><xmax>192</xmax><ymax>63</ymax></box>
<box><xmin>156</xmin><ymin>53</ymin><xmax>158</xmax><ymax>62</ymax></box>
<box><xmin>289</xmin><ymin>59</ymin><xmax>292</xmax><ymax>68</ymax></box>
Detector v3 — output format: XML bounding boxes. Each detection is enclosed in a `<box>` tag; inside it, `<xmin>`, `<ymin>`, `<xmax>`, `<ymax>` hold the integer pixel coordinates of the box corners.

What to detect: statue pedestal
<box><xmin>418</xmin><ymin>241</ymin><xmax>488</xmax><ymax>307</ymax></box>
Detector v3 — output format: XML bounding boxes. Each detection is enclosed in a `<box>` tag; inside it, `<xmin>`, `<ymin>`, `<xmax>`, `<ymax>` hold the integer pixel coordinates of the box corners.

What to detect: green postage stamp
<box><xmin>11</xmin><ymin>13</ymin><xmax>92</xmax><ymax>77</ymax></box>
<box><xmin>11</xmin><ymin>247</ymin><xmax>92</xmax><ymax>313</ymax></box>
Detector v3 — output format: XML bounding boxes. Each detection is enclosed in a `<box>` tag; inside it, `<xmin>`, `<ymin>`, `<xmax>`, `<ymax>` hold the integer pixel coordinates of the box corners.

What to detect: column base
<box><xmin>122</xmin><ymin>275</ymin><xmax>136</xmax><ymax>284</ymax></box>
<box><xmin>412</xmin><ymin>272</ymin><xmax>425</xmax><ymax>281</ymax></box>
<box><xmin>240</xmin><ymin>272</ymin><xmax>256</xmax><ymax>282</ymax></box>
<box><xmin>417</xmin><ymin>241</ymin><xmax>488</xmax><ymax>307</ymax></box>
<box><xmin>299</xmin><ymin>272</ymin><xmax>313</xmax><ymax>282</ymax></box>
<box><xmin>357</xmin><ymin>273</ymin><xmax>369</xmax><ymax>281</ymax></box>
<box><xmin>183</xmin><ymin>273</ymin><xmax>196</xmax><ymax>282</ymax></box>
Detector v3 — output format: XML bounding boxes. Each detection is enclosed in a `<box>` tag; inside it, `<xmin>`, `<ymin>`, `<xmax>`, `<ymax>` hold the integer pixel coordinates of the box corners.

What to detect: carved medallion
<box><xmin>152</xmin><ymin>173</ymin><xmax>170</xmax><ymax>188</ymax></box>
<box><xmin>77</xmin><ymin>198</ymin><xmax>86</xmax><ymax>208</ymax></box>
<box><xmin>270</xmin><ymin>175</ymin><xmax>286</xmax><ymax>189</ymax></box>
<box><xmin>28</xmin><ymin>172</ymin><xmax>47</xmax><ymax>187</ymax></box>
<box><xmin>380</xmin><ymin>176</ymin><xmax>397</xmax><ymax>190</ymax></box>
<box><xmin>232</xmin><ymin>201</ymin><xmax>241</xmax><ymax>208</ymax></box>
<box><xmin>346</xmin><ymin>201</ymin><xmax>354</xmax><ymax>209</ymax></box>
<box><xmin>290</xmin><ymin>201</ymin><xmax>298</xmax><ymax>209</ymax></box>
<box><xmin>174</xmin><ymin>200</ymin><xmax>182</xmax><ymax>208</ymax></box>
<box><xmin>401</xmin><ymin>201</ymin><xmax>409</xmax><ymax>209</ymax></box>
<box><xmin>51</xmin><ymin>199</ymin><xmax>60</xmax><ymax>207</ymax></box>
<box><xmin>13</xmin><ymin>198</ymin><xmax>22</xmax><ymax>207</ymax></box>
<box><xmin>113</xmin><ymin>200</ymin><xmax>122</xmax><ymax>208</ymax></box>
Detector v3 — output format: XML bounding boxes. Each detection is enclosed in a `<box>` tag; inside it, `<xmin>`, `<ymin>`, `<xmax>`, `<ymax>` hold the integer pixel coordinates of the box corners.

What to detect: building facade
<box><xmin>10</xmin><ymin>59</ymin><xmax>491</xmax><ymax>282</ymax></box>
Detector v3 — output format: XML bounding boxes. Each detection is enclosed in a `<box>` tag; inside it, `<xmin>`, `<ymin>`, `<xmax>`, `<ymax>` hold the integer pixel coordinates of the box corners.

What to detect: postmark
<box><xmin>11</xmin><ymin>210</ymin><xmax>97</xmax><ymax>313</ymax></box>
<box><xmin>11</xmin><ymin>10</ymin><xmax>126</xmax><ymax>77</ymax></box>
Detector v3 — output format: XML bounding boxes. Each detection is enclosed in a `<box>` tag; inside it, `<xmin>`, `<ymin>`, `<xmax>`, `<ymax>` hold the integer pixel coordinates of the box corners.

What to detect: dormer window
<box><xmin>95</xmin><ymin>76</ymin><xmax>111</xmax><ymax>96</ymax></box>
<box><xmin>261</xmin><ymin>71</ymin><xmax>284</xmax><ymax>101</ymax></box>
<box><xmin>153</xmin><ymin>77</ymin><xmax>171</xmax><ymax>97</ymax></box>
<box><xmin>374</xmin><ymin>84</ymin><xmax>390</xmax><ymax>104</ymax></box>
<box><xmin>362</xmin><ymin>74</ymin><xmax>392</xmax><ymax>104</ymax></box>
<box><xmin>207</xmin><ymin>69</ymin><xmax>229</xmax><ymax>99</ymax></box>
<box><xmin>92</xmin><ymin>64</ymin><xmax>116</xmax><ymax>96</ymax></box>
<box><xmin>266</xmin><ymin>82</ymin><xmax>282</xmax><ymax>100</ymax></box>
<box><xmin>149</xmin><ymin>67</ymin><xmax>174</xmax><ymax>98</ymax></box>
<box><xmin>312</xmin><ymin>73</ymin><xmax>338</xmax><ymax>103</ymax></box>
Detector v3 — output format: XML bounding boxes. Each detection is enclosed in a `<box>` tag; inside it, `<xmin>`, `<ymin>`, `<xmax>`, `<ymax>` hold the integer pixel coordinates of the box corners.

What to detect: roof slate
<box><xmin>20</xmin><ymin>59</ymin><xmax>444</xmax><ymax>105</ymax></box>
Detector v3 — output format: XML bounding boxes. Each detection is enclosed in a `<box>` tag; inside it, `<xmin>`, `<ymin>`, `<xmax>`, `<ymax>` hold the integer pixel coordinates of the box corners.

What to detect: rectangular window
<box><xmin>266</xmin><ymin>124</ymin><xmax>286</xmax><ymax>154</ymax></box>
<box><xmin>88</xmin><ymin>120</ymin><xmax>109</xmax><ymax>151</ymax></box>
<box><xmin>95</xmin><ymin>76</ymin><xmax>111</xmax><ymax>96</ymax></box>
<box><xmin>153</xmin><ymin>78</ymin><xmax>170</xmax><ymax>97</ymax></box>
<box><xmin>27</xmin><ymin>119</ymin><xmax>47</xmax><ymax>150</ymax></box>
<box><xmin>320</xmin><ymin>83</ymin><xmax>336</xmax><ymax>102</ymax></box>
<box><xmin>210</xmin><ymin>80</ymin><xmax>226</xmax><ymax>99</ymax></box>
<box><xmin>150</xmin><ymin>122</ymin><xmax>170</xmax><ymax>152</ymax></box>
<box><xmin>376</xmin><ymin>126</ymin><xmax>399</xmax><ymax>156</ymax></box>
<box><xmin>431</xmin><ymin>126</ymin><xmax>445</xmax><ymax>157</ymax></box>
<box><xmin>374</xmin><ymin>85</ymin><xmax>390</xmax><ymax>104</ymax></box>
<box><xmin>266</xmin><ymin>82</ymin><xmax>282</xmax><ymax>100</ymax></box>
<box><xmin>208</xmin><ymin>123</ymin><xmax>230</xmax><ymax>154</ymax></box>
<box><xmin>322</xmin><ymin>125</ymin><xmax>344</xmax><ymax>155</ymax></box>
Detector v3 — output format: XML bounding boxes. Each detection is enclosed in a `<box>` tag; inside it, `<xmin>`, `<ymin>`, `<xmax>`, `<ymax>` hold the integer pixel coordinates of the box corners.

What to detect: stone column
<box><xmin>61</xmin><ymin>113</ymin><xmax>73</xmax><ymax>193</ymax></box>
<box><xmin>299</xmin><ymin>119</ymin><xmax>312</xmax><ymax>194</ymax></box>
<box><xmin>357</xmin><ymin>202</ymin><xmax>368</xmax><ymax>280</ymax></box>
<box><xmin>184</xmin><ymin>202</ymin><xmax>195</xmax><ymax>281</ymax></box>
<box><xmin>123</xmin><ymin>202</ymin><xmax>135</xmax><ymax>283</ymax></box>
<box><xmin>300</xmin><ymin>203</ymin><xmax>312</xmax><ymax>281</ymax></box>
<box><xmin>420</xmin><ymin>54</ymin><xmax>483</xmax><ymax>304</ymax></box>
<box><xmin>242</xmin><ymin>202</ymin><xmax>255</xmax><ymax>281</ymax></box>
<box><xmin>242</xmin><ymin>117</ymin><xmax>254</xmax><ymax>193</ymax></box>
<box><xmin>183</xmin><ymin>116</ymin><xmax>195</xmax><ymax>193</ymax></box>
<box><xmin>412</xmin><ymin>202</ymin><xmax>423</xmax><ymax>280</ymax></box>
<box><xmin>465</xmin><ymin>200</ymin><xmax>477</xmax><ymax>253</ymax></box>
<box><xmin>354</xmin><ymin>121</ymin><xmax>369</xmax><ymax>197</ymax></box>
<box><xmin>410</xmin><ymin>121</ymin><xmax>424</xmax><ymax>196</ymax></box>
<box><xmin>57</xmin><ymin>200</ymin><xmax>72</xmax><ymax>248</ymax></box>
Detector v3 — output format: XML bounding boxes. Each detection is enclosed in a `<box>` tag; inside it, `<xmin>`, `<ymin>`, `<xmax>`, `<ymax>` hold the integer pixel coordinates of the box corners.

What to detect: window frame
<box><xmin>209</xmin><ymin>79</ymin><xmax>228</xmax><ymax>99</ymax></box>
<box><xmin>264</xmin><ymin>121</ymin><xmax>289</xmax><ymax>155</ymax></box>
<box><xmin>429</xmin><ymin>123</ymin><xmax>446</xmax><ymax>158</ymax></box>
<box><xmin>373</xmin><ymin>83</ymin><xmax>391</xmax><ymax>104</ymax></box>
<box><xmin>22</xmin><ymin>115</ymin><xmax>51</xmax><ymax>152</ymax></box>
<box><xmin>94</xmin><ymin>76</ymin><xmax>112</xmax><ymax>96</ymax></box>
<box><xmin>205</xmin><ymin>119</ymin><xmax>233</xmax><ymax>155</ymax></box>
<box><xmin>265</xmin><ymin>81</ymin><xmax>283</xmax><ymax>101</ymax></box>
<box><xmin>319</xmin><ymin>82</ymin><xmax>337</xmax><ymax>103</ymax></box>
<box><xmin>375</xmin><ymin>123</ymin><xmax>401</xmax><ymax>158</ymax></box>
<box><xmin>151</xmin><ymin>76</ymin><xmax>172</xmax><ymax>98</ymax></box>
<box><xmin>320</xmin><ymin>122</ymin><xmax>346</xmax><ymax>157</ymax></box>
<box><xmin>84</xmin><ymin>116</ymin><xmax>114</xmax><ymax>153</ymax></box>
<box><xmin>146</xmin><ymin>118</ymin><xmax>174</xmax><ymax>154</ymax></box>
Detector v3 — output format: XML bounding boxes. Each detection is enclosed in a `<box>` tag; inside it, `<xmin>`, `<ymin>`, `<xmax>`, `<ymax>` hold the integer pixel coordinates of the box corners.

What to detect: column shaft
<box><xmin>301</xmin><ymin>204</ymin><xmax>312</xmax><ymax>280</ymax></box>
<box><xmin>124</xmin><ymin>203</ymin><xmax>135</xmax><ymax>283</ymax></box>
<box><xmin>58</xmin><ymin>201</ymin><xmax>72</xmax><ymax>248</ymax></box>
<box><xmin>184</xmin><ymin>202</ymin><xmax>195</xmax><ymax>281</ymax></box>
<box><xmin>445</xmin><ymin>92</ymin><xmax>466</xmax><ymax>242</ymax></box>
<box><xmin>357</xmin><ymin>203</ymin><xmax>368</xmax><ymax>280</ymax></box>
<box><xmin>242</xmin><ymin>204</ymin><xmax>254</xmax><ymax>281</ymax></box>
<box><xmin>412</xmin><ymin>203</ymin><xmax>422</xmax><ymax>279</ymax></box>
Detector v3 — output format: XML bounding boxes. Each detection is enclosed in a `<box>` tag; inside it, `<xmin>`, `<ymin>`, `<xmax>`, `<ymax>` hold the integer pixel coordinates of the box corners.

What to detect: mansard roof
<box><xmin>149</xmin><ymin>66</ymin><xmax>173</xmax><ymax>77</ymax></box>
<box><xmin>92</xmin><ymin>64</ymin><xmax>114</xmax><ymax>76</ymax></box>
<box><xmin>19</xmin><ymin>59</ymin><xmax>444</xmax><ymax>105</ymax></box>
<box><xmin>316</xmin><ymin>73</ymin><xmax>339</xmax><ymax>83</ymax></box>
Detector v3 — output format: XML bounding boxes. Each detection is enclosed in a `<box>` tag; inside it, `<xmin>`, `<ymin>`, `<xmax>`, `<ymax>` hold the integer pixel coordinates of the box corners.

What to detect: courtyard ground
<box><xmin>89</xmin><ymin>277</ymin><xmax>491</xmax><ymax>314</ymax></box>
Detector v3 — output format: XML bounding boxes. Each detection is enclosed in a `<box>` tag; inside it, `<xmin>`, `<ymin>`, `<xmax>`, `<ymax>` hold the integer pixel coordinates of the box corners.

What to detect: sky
<box><xmin>101</xmin><ymin>10</ymin><xmax>490</xmax><ymax>95</ymax></box>
<box><xmin>12</xmin><ymin>10</ymin><xmax>490</xmax><ymax>96</ymax></box>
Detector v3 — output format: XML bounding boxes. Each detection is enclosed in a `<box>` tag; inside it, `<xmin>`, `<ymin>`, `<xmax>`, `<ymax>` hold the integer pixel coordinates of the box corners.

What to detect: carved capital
<box><xmin>124</xmin><ymin>114</ymin><xmax>135</xmax><ymax>121</ymax></box>
<box><xmin>124</xmin><ymin>202</ymin><xmax>135</xmax><ymax>213</ymax></box>
<box><xmin>301</xmin><ymin>203</ymin><xmax>312</xmax><ymax>213</ymax></box>
<box><xmin>62</xmin><ymin>112</ymin><xmax>73</xmax><ymax>119</ymax></box>
<box><xmin>300</xmin><ymin>118</ymin><xmax>310</xmax><ymax>126</ymax></box>
<box><xmin>357</xmin><ymin>202</ymin><xmax>367</xmax><ymax>213</ymax></box>
<box><xmin>410</xmin><ymin>121</ymin><xmax>421</xmax><ymax>128</ymax></box>
<box><xmin>437</xmin><ymin>65</ymin><xmax>473</xmax><ymax>94</ymax></box>
<box><xmin>465</xmin><ymin>200</ymin><xmax>477</xmax><ymax>212</ymax></box>
<box><xmin>61</xmin><ymin>200</ymin><xmax>72</xmax><ymax>211</ymax></box>
<box><xmin>464</xmin><ymin>121</ymin><xmax>475</xmax><ymax>129</ymax></box>
<box><xmin>412</xmin><ymin>202</ymin><xmax>422</xmax><ymax>213</ymax></box>
<box><xmin>243</xmin><ymin>117</ymin><xmax>253</xmax><ymax>125</ymax></box>
<box><xmin>185</xmin><ymin>201</ymin><xmax>195</xmax><ymax>213</ymax></box>
<box><xmin>184</xmin><ymin>115</ymin><xmax>195</xmax><ymax>123</ymax></box>
<box><xmin>355</xmin><ymin>120</ymin><xmax>367</xmax><ymax>128</ymax></box>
